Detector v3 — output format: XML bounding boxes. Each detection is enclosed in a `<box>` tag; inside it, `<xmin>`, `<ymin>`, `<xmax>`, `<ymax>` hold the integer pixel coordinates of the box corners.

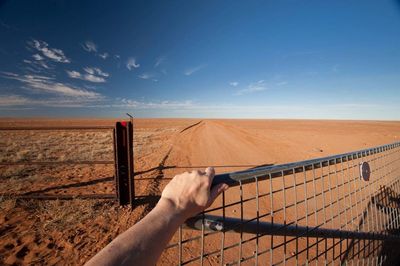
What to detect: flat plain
<box><xmin>0</xmin><ymin>118</ymin><xmax>399</xmax><ymax>265</ymax></box>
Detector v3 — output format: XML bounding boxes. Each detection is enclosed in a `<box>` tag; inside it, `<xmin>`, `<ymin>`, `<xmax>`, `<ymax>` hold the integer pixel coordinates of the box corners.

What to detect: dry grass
<box><xmin>0</xmin><ymin>195</ymin><xmax>16</xmax><ymax>212</ymax></box>
<box><xmin>20</xmin><ymin>199</ymin><xmax>104</xmax><ymax>232</ymax></box>
<box><xmin>0</xmin><ymin>131</ymin><xmax>113</xmax><ymax>163</ymax></box>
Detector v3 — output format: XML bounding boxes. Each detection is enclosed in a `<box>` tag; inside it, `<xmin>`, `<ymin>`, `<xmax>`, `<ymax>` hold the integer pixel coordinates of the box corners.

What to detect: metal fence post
<box><xmin>114</xmin><ymin>121</ymin><xmax>135</xmax><ymax>206</ymax></box>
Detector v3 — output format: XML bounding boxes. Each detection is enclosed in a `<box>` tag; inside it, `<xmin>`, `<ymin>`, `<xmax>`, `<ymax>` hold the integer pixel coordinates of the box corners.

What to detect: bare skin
<box><xmin>85</xmin><ymin>167</ymin><xmax>228</xmax><ymax>266</ymax></box>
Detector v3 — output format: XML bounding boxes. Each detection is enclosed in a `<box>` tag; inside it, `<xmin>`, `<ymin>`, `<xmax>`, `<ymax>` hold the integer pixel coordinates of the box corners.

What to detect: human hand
<box><xmin>159</xmin><ymin>167</ymin><xmax>229</xmax><ymax>221</ymax></box>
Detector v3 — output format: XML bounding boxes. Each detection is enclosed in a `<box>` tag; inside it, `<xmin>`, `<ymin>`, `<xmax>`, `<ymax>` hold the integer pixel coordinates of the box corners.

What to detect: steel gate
<box><xmin>161</xmin><ymin>142</ymin><xmax>400</xmax><ymax>265</ymax></box>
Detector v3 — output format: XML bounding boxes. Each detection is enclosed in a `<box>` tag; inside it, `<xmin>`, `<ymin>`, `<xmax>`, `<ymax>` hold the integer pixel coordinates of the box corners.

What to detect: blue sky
<box><xmin>0</xmin><ymin>0</ymin><xmax>400</xmax><ymax>119</ymax></box>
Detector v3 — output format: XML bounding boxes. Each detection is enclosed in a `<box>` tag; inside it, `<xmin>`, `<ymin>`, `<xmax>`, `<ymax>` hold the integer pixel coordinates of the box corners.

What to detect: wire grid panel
<box><xmin>160</xmin><ymin>142</ymin><xmax>400</xmax><ymax>265</ymax></box>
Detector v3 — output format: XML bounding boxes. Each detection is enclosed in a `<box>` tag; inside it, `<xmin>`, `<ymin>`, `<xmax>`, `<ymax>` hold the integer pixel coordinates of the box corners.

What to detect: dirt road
<box><xmin>165</xmin><ymin>119</ymin><xmax>399</xmax><ymax>174</ymax></box>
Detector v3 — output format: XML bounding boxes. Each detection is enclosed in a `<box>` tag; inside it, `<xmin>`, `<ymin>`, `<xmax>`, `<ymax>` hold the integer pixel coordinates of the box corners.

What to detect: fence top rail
<box><xmin>213</xmin><ymin>141</ymin><xmax>400</xmax><ymax>186</ymax></box>
<box><xmin>0</xmin><ymin>126</ymin><xmax>115</xmax><ymax>131</ymax></box>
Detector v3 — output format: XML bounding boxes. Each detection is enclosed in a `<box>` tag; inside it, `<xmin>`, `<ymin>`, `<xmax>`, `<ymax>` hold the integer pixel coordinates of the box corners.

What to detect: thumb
<box><xmin>205</xmin><ymin>167</ymin><xmax>215</xmax><ymax>188</ymax></box>
<box><xmin>207</xmin><ymin>183</ymin><xmax>229</xmax><ymax>207</ymax></box>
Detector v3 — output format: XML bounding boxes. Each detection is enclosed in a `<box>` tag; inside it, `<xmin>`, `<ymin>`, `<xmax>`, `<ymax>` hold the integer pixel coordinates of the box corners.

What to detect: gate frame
<box><xmin>114</xmin><ymin>121</ymin><xmax>135</xmax><ymax>206</ymax></box>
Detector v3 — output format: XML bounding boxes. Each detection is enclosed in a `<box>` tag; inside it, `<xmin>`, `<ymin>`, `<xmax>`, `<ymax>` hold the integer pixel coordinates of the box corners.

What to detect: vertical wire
<box><xmin>312</xmin><ymin>164</ymin><xmax>318</xmax><ymax>262</ymax></box>
<box><xmin>351</xmin><ymin>155</ymin><xmax>361</xmax><ymax>230</ymax></box>
<box><xmin>388</xmin><ymin>147</ymin><xmax>395</xmax><ymax>233</ymax></box>
<box><xmin>334</xmin><ymin>160</ymin><xmax>343</xmax><ymax>261</ymax></box>
<box><xmin>255</xmin><ymin>176</ymin><xmax>259</xmax><ymax>266</ymax></box>
<box><xmin>374</xmin><ymin>149</ymin><xmax>382</xmax><ymax>233</ymax></box>
<box><xmin>370</xmin><ymin>148</ymin><xmax>380</xmax><ymax>260</ymax></box>
<box><xmin>293</xmin><ymin>168</ymin><xmax>299</xmax><ymax>265</ymax></box>
<box><xmin>320</xmin><ymin>162</ymin><xmax>327</xmax><ymax>263</ymax></box>
<box><xmin>377</xmin><ymin>149</ymin><xmax>384</xmax><ymax>233</ymax></box>
<box><xmin>364</xmin><ymin>151</ymin><xmax>373</xmax><ymax>260</ymax></box>
<box><xmin>394</xmin><ymin>146</ymin><xmax>400</xmax><ymax>231</ymax></box>
<box><xmin>303</xmin><ymin>166</ymin><xmax>309</xmax><ymax>261</ymax></box>
<box><xmin>339</xmin><ymin>156</ymin><xmax>350</xmax><ymax>256</ymax></box>
<box><xmin>327</xmin><ymin>160</ymin><xmax>335</xmax><ymax>262</ymax></box>
<box><xmin>282</xmin><ymin>170</ymin><xmax>287</xmax><ymax>266</ymax></box>
<box><xmin>346</xmin><ymin>157</ymin><xmax>354</xmax><ymax>230</ymax></box>
<box><xmin>388</xmin><ymin>147</ymin><xmax>396</xmax><ymax>233</ymax></box>
<box><xmin>358</xmin><ymin>152</ymin><xmax>369</xmax><ymax>261</ymax></box>
<box><xmin>269</xmin><ymin>173</ymin><xmax>274</xmax><ymax>265</ymax></box>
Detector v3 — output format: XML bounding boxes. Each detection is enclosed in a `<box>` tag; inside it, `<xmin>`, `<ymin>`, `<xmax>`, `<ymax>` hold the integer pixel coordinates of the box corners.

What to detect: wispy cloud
<box><xmin>28</xmin><ymin>39</ymin><xmax>70</xmax><ymax>63</ymax></box>
<box><xmin>83</xmin><ymin>67</ymin><xmax>109</xmax><ymax>77</ymax></box>
<box><xmin>66</xmin><ymin>67</ymin><xmax>109</xmax><ymax>83</ymax></box>
<box><xmin>0</xmin><ymin>95</ymin><xmax>31</xmax><ymax>106</ymax></box>
<box><xmin>99</xmin><ymin>52</ymin><xmax>109</xmax><ymax>59</ymax></box>
<box><xmin>66</xmin><ymin>70</ymin><xmax>81</xmax><ymax>79</ymax></box>
<box><xmin>235</xmin><ymin>80</ymin><xmax>268</xmax><ymax>95</ymax></box>
<box><xmin>126</xmin><ymin>58</ymin><xmax>140</xmax><ymax>70</ymax></box>
<box><xmin>82</xmin><ymin>41</ymin><xmax>97</xmax><ymax>53</ymax></box>
<box><xmin>32</xmin><ymin>54</ymin><xmax>44</xmax><ymax>61</ymax></box>
<box><xmin>117</xmin><ymin>98</ymin><xmax>193</xmax><ymax>109</ymax></box>
<box><xmin>0</xmin><ymin>94</ymin><xmax>105</xmax><ymax>108</ymax></box>
<box><xmin>138</xmin><ymin>73</ymin><xmax>155</xmax><ymax>80</ymax></box>
<box><xmin>184</xmin><ymin>64</ymin><xmax>206</xmax><ymax>76</ymax></box>
<box><xmin>276</xmin><ymin>81</ymin><xmax>288</xmax><ymax>86</ymax></box>
<box><xmin>229</xmin><ymin>81</ymin><xmax>239</xmax><ymax>87</ymax></box>
<box><xmin>26</xmin><ymin>54</ymin><xmax>50</xmax><ymax>69</ymax></box>
<box><xmin>154</xmin><ymin>56</ymin><xmax>166</xmax><ymax>68</ymax></box>
<box><xmin>2</xmin><ymin>72</ymin><xmax>100</xmax><ymax>98</ymax></box>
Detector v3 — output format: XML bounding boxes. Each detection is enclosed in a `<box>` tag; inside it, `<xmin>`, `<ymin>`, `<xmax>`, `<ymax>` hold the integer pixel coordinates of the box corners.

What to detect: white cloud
<box><xmin>0</xmin><ymin>95</ymin><xmax>30</xmax><ymax>106</ymax></box>
<box><xmin>154</xmin><ymin>56</ymin><xmax>166</xmax><ymax>68</ymax></box>
<box><xmin>66</xmin><ymin>70</ymin><xmax>81</xmax><ymax>79</ymax></box>
<box><xmin>82</xmin><ymin>41</ymin><xmax>97</xmax><ymax>53</ymax></box>
<box><xmin>126</xmin><ymin>58</ymin><xmax>140</xmax><ymax>70</ymax></box>
<box><xmin>0</xmin><ymin>94</ymin><xmax>105</xmax><ymax>108</ymax></box>
<box><xmin>184</xmin><ymin>64</ymin><xmax>206</xmax><ymax>76</ymax></box>
<box><xmin>235</xmin><ymin>80</ymin><xmax>268</xmax><ymax>95</ymax></box>
<box><xmin>85</xmin><ymin>67</ymin><xmax>109</xmax><ymax>77</ymax></box>
<box><xmin>114</xmin><ymin>54</ymin><xmax>120</xmax><ymax>59</ymax></box>
<box><xmin>83</xmin><ymin>74</ymin><xmax>106</xmax><ymax>83</ymax></box>
<box><xmin>2</xmin><ymin>72</ymin><xmax>100</xmax><ymax>98</ymax></box>
<box><xmin>23</xmin><ymin>58</ymin><xmax>50</xmax><ymax>70</ymax></box>
<box><xmin>138</xmin><ymin>73</ymin><xmax>154</xmax><ymax>80</ymax></box>
<box><xmin>276</xmin><ymin>81</ymin><xmax>288</xmax><ymax>86</ymax></box>
<box><xmin>117</xmin><ymin>98</ymin><xmax>193</xmax><ymax>109</ymax></box>
<box><xmin>99</xmin><ymin>52</ymin><xmax>109</xmax><ymax>59</ymax></box>
<box><xmin>83</xmin><ymin>67</ymin><xmax>94</xmax><ymax>75</ymax></box>
<box><xmin>32</xmin><ymin>54</ymin><xmax>44</xmax><ymax>61</ymax></box>
<box><xmin>229</xmin><ymin>81</ymin><xmax>239</xmax><ymax>87</ymax></box>
<box><xmin>29</xmin><ymin>39</ymin><xmax>70</xmax><ymax>63</ymax></box>
<box><xmin>67</xmin><ymin>68</ymin><xmax>108</xmax><ymax>83</ymax></box>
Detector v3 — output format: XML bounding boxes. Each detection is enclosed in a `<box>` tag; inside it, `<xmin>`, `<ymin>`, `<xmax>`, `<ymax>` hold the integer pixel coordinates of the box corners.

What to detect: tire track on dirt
<box><xmin>180</xmin><ymin>120</ymin><xmax>203</xmax><ymax>133</ymax></box>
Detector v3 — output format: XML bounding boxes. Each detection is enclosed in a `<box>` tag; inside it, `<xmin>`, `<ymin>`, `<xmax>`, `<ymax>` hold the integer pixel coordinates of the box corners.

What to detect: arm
<box><xmin>85</xmin><ymin>167</ymin><xmax>228</xmax><ymax>266</ymax></box>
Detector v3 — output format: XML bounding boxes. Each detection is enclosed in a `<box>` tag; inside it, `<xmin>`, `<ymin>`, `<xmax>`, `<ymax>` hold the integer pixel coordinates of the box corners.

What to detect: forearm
<box><xmin>86</xmin><ymin>168</ymin><xmax>227</xmax><ymax>266</ymax></box>
<box><xmin>85</xmin><ymin>199</ymin><xmax>184</xmax><ymax>266</ymax></box>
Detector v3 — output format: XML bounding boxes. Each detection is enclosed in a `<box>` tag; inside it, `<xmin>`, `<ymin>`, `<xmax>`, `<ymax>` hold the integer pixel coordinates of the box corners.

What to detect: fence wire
<box><xmin>161</xmin><ymin>142</ymin><xmax>400</xmax><ymax>265</ymax></box>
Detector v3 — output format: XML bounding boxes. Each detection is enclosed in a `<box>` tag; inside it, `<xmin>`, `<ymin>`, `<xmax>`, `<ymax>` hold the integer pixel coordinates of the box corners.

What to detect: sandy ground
<box><xmin>0</xmin><ymin>118</ymin><xmax>399</xmax><ymax>265</ymax></box>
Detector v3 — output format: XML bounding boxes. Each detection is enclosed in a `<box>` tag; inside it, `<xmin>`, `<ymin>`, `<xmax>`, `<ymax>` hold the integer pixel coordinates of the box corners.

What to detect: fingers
<box><xmin>208</xmin><ymin>183</ymin><xmax>229</xmax><ymax>206</ymax></box>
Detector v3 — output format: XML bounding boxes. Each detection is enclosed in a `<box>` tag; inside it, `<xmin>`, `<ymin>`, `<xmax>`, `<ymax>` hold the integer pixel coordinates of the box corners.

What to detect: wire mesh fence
<box><xmin>162</xmin><ymin>142</ymin><xmax>400</xmax><ymax>265</ymax></box>
<box><xmin>0</xmin><ymin>125</ymin><xmax>116</xmax><ymax>200</ymax></box>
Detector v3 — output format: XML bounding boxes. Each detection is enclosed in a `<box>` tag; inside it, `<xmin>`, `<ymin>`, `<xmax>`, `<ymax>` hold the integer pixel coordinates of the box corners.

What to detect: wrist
<box><xmin>155</xmin><ymin>197</ymin><xmax>187</xmax><ymax>224</ymax></box>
